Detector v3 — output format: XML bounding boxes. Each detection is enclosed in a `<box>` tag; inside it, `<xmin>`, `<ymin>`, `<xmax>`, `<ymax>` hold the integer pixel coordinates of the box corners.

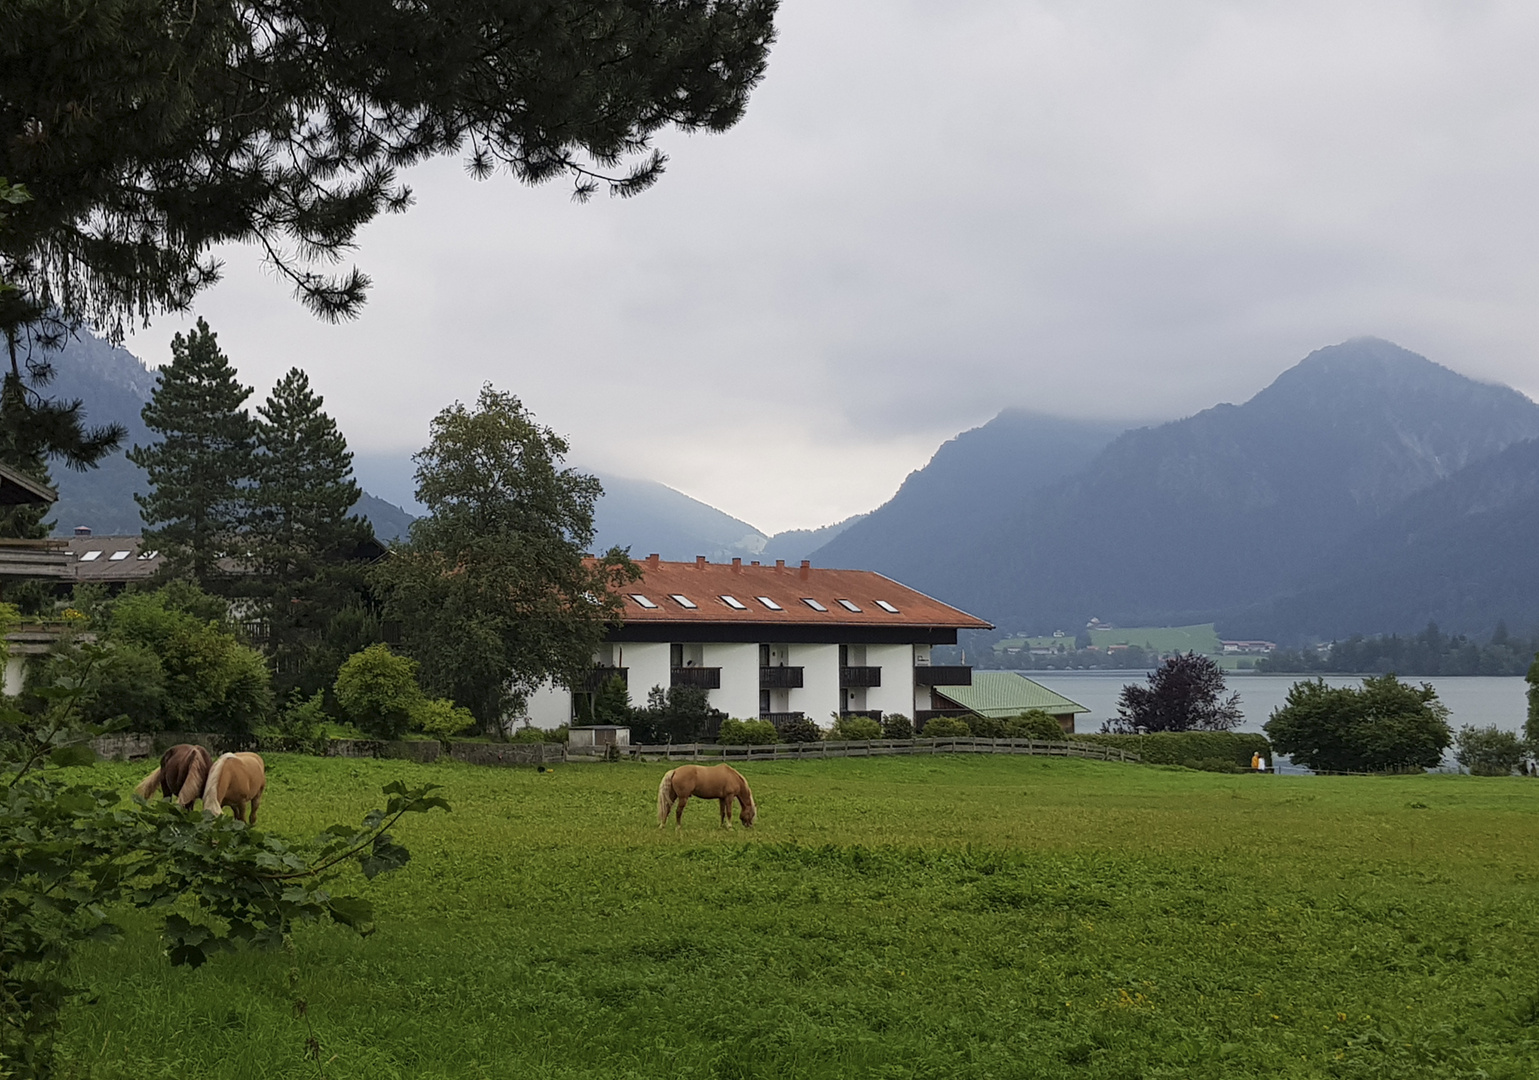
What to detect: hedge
<box><xmin>1072</xmin><ymin>731</ymin><xmax>1272</xmax><ymax>772</ymax></box>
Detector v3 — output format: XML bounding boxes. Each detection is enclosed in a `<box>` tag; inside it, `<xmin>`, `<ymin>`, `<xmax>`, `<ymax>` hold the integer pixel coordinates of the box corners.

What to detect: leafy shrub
<box><xmin>1073</xmin><ymin>731</ymin><xmax>1271</xmax><ymax>770</ymax></box>
<box><xmin>921</xmin><ymin>715</ymin><xmax>972</xmax><ymax>737</ymax></box>
<box><xmin>881</xmin><ymin>713</ymin><xmax>914</xmax><ymax>739</ymax></box>
<box><xmin>779</xmin><ymin>716</ymin><xmax>823</xmax><ymax>743</ymax></box>
<box><xmin>1454</xmin><ymin>724</ymin><xmax>1525</xmax><ymax>776</ymax></box>
<box><xmin>1107</xmin><ymin>653</ymin><xmax>1241</xmax><ymax>733</ymax></box>
<box><xmin>1264</xmin><ymin>676</ymin><xmax>1450</xmax><ymax>773</ymax></box>
<box><xmin>968</xmin><ymin>715</ymin><xmax>1009</xmax><ymax>738</ymax></box>
<box><xmin>1006</xmin><ymin>710</ymin><xmax>1065</xmax><ymax>740</ymax></box>
<box><xmin>334</xmin><ymin>644</ymin><xmax>423</xmax><ymax>740</ymax></box>
<box><xmin>830</xmin><ymin>714</ymin><xmax>882</xmax><ymax>740</ymax></box>
<box><xmin>413</xmin><ymin>698</ymin><xmax>477</xmax><ymax>741</ymax></box>
<box><xmin>590</xmin><ymin>675</ymin><xmax>632</xmax><ymax>724</ymax></box>
<box><xmin>628</xmin><ymin>684</ymin><xmax>723</xmax><ymax>745</ymax></box>
<box><xmin>718</xmin><ymin>717</ymin><xmax>779</xmax><ymax>745</ymax></box>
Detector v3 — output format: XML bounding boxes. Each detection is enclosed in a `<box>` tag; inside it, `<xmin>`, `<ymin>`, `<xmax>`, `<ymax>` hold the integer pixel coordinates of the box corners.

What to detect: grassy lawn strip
<box><xmin>59</xmin><ymin>755</ymin><xmax>1539</xmax><ymax>1079</ymax></box>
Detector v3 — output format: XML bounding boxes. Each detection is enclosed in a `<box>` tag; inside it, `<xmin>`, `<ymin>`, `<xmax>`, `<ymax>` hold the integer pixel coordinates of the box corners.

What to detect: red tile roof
<box><xmin>612</xmin><ymin>556</ymin><xmax>992</xmax><ymax>630</ymax></box>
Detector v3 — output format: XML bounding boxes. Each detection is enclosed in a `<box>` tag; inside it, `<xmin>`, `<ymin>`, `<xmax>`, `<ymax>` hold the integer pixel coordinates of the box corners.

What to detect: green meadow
<box><xmin>56</xmin><ymin>755</ymin><xmax>1539</xmax><ymax>1079</ymax></box>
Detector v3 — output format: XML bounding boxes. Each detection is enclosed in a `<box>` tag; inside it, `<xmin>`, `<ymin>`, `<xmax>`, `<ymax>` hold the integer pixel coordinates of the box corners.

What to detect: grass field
<box><xmin>55</xmin><ymin>755</ymin><xmax>1539</xmax><ymax>1079</ymax></box>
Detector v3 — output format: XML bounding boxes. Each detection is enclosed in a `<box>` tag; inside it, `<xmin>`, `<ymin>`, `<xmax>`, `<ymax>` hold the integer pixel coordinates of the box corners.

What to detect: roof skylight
<box><xmin>836</xmin><ymin>599</ymin><xmax>862</xmax><ymax>612</ymax></box>
<box><xmin>669</xmin><ymin>594</ymin><xmax>697</xmax><ymax>609</ymax></box>
<box><xmin>79</xmin><ymin>550</ymin><xmax>101</xmax><ymax>562</ymax></box>
<box><xmin>874</xmin><ymin>600</ymin><xmax>900</xmax><ymax>614</ymax></box>
<box><xmin>109</xmin><ymin>550</ymin><xmax>131</xmax><ymax>561</ymax></box>
<box><xmin>720</xmin><ymin>595</ymin><xmax>748</xmax><ymax>610</ymax></box>
<box><xmin>801</xmin><ymin>598</ymin><xmax>828</xmax><ymax>612</ymax></box>
<box><xmin>756</xmin><ymin>596</ymin><xmax>783</xmax><ymax>611</ymax></box>
<box><xmin>629</xmin><ymin>594</ymin><xmax>659</xmax><ymax>609</ymax></box>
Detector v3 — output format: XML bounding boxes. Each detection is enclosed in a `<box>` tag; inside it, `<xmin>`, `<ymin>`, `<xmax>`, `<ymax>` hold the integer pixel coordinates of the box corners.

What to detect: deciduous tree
<box><xmin>1264</xmin><ymin>675</ymin><xmax>1452</xmax><ymax>773</ymax></box>
<box><xmin>1107</xmin><ymin>653</ymin><xmax>1241</xmax><ymax>733</ymax></box>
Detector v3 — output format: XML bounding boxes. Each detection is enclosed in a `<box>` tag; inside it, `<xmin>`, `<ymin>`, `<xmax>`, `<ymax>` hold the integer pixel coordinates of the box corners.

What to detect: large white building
<box><xmin>521</xmin><ymin>555</ymin><xmax>993</xmax><ymax>730</ymax></box>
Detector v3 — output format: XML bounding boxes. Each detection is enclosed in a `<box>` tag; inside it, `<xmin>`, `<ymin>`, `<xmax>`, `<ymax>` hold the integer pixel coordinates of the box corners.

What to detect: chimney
<box><xmin>799</xmin><ymin>559</ymin><xmax>810</xmax><ymax>580</ymax></box>
<box><xmin>750</xmin><ymin>560</ymin><xmax>760</xmax><ymax>566</ymax></box>
<box><xmin>646</xmin><ymin>553</ymin><xmax>660</xmax><ymax>568</ymax></box>
<box><xmin>731</xmin><ymin>558</ymin><xmax>742</xmax><ymax>573</ymax></box>
<box><xmin>73</xmin><ymin>525</ymin><xmax>91</xmax><ymax>537</ymax></box>
<box><xmin>774</xmin><ymin>559</ymin><xmax>785</xmax><ymax>572</ymax></box>
<box><xmin>695</xmin><ymin>555</ymin><xmax>707</xmax><ymax>568</ymax></box>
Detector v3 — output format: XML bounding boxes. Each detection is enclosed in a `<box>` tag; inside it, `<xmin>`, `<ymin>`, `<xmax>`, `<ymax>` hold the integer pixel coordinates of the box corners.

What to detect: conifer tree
<box><xmin>129</xmin><ymin>319</ymin><xmax>255</xmax><ymax>587</ymax></box>
<box><xmin>249</xmin><ymin>368</ymin><xmax>374</xmax><ymax>694</ymax></box>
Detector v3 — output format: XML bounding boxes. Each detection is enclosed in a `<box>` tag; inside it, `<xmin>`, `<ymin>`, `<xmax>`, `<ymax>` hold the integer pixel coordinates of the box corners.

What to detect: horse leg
<box><xmin>674</xmin><ymin>794</ymin><xmax>689</xmax><ymax>829</ymax></box>
<box><xmin>248</xmin><ymin>790</ymin><xmax>262</xmax><ymax>827</ymax></box>
<box><xmin>231</xmin><ymin>800</ymin><xmax>247</xmax><ymax>823</ymax></box>
<box><xmin>719</xmin><ymin>797</ymin><xmax>732</xmax><ymax>828</ymax></box>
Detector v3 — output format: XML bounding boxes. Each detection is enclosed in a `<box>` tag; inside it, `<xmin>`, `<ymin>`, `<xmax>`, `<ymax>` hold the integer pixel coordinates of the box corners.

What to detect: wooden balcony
<box><xmin>839</xmin><ymin>665</ymin><xmax>882</xmax><ymax>688</ymax></box>
<box><xmin>914</xmin><ymin>665</ymin><xmax>973</xmax><ymax>687</ymax></box>
<box><xmin>759</xmin><ymin>665</ymin><xmax>804</xmax><ymax>689</ymax></box>
<box><xmin>761</xmin><ymin>712</ymin><xmax>808</xmax><ymax>730</ymax></box>
<box><xmin>581</xmin><ymin>666</ymin><xmax>629</xmax><ymax>691</ymax></box>
<box><xmin>671</xmin><ymin>666</ymin><xmax>722</xmax><ymax>690</ymax></box>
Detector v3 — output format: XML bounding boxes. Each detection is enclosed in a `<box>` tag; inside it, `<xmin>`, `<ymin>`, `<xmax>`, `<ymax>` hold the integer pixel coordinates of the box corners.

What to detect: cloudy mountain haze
<box><xmin>116</xmin><ymin>0</ymin><xmax>1539</xmax><ymax>533</ymax></box>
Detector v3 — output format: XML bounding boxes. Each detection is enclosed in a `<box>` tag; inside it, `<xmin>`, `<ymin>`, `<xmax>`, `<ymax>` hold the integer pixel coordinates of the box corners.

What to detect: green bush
<box><xmin>968</xmin><ymin>715</ymin><xmax>1009</xmax><ymax>738</ymax></box>
<box><xmin>881</xmin><ymin>713</ymin><xmax>914</xmax><ymax>739</ymax></box>
<box><xmin>412</xmin><ymin>697</ymin><xmax>477</xmax><ymax>741</ymax></box>
<box><xmin>830</xmin><ymin>714</ymin><xmax>882</xmax><ymax>740</ymax></box>
<box><xmin>921</xmin><ymin>715</ymin><xmax>972</xmax><ymax>737</ymax></box>
<box><xmin>779</xmin><ymin>717</ymin><xmax>823</xmax><ymax>743</ymax></box>
<box><xmin>509</xmin><ymin>724</ymin><xmax>568</xmax><ymax>743</ymax></box>
<box><xmin>1264</xmin><ymin>676</ymin><xmax>1449</xmax><ymax>773</ymax></box>
<box><xmin>718</xmin><ymin>717</ymin><xmax>779</xmax><ymax>745</ymax></box>
<box><xmin>334</xmin><ymin>644</ymin><xmax>423</xmax><ymax>740</ymax></box>
<box><xmin>1073</xmin><ymin>731</ymin><xmax>1271</xmax><ymax>770</ymax></box>
<box><xmin>1006</xmin><ymin>710</ymin><xmax>1066</xmax><ymax>740</ymax></box>
<box><xmin>1454</xmin><ymin>724</ymin><xmax>1525</xmax><ymax>776</ymax></box>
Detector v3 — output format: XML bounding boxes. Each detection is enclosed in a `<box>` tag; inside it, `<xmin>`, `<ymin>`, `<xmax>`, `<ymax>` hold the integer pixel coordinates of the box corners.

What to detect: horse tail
<box><xmin>203</xmin><ymin>753</ymin><xmax>231</xmax><ymax>815</ymax></box>
<box><xmin>657</xmin><ymin>769</ymin><xmax>677</xmax><ymax>827</ymax></box>
<box><xmin>133</xmin><ymin>767</ymin><xmax>163</xmax><ymax>801</ymax></box>
<box><xmin>177</xmin><ymin>747</ymin><xmax>211</xmax><ymax>808</ymax></box>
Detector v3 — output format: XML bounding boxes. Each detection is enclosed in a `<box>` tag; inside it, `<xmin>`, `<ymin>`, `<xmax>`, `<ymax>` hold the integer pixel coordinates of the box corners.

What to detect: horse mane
<box><xmin>735</xmin><ymin>770</ymin><xmax>757</xmax><ymax>824</ymax></box>
<box><xmin>203</xmin><ymin>752</ymin><xmax>232</xmax><ymax>815</ymax></box>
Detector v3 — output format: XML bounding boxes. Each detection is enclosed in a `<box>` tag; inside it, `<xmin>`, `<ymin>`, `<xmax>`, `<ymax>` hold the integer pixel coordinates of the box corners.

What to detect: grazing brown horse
<box><xmin>657</xmin><ymin>764</ymin><xmax>757</xmax><ymax>830</ymax></box>
<box><xmin>203</xmin><ymin>752</ymin><xmax>267</xmax><ymax>825</ymax></box>
<box><xmin>133</xmin><ymin>743</ymin><xmax>213</xmax><ymax>810</ymax></box>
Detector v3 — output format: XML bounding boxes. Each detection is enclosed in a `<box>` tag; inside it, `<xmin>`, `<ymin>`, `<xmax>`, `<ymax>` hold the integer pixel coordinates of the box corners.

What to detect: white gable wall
<box><xmin>705</xmin><ymin>642</ymin><xmax>759</xmax><ymax>720</ymax></box>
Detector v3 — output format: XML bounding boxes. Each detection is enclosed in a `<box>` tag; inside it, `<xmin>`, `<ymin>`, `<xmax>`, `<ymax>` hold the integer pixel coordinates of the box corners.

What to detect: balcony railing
<box><xmin>761</xmin><ymin>712</ymin><xmax>807</xmax><ymax>730</ymax></box>
<box><xmin>581</xmin><ymin>666</ymin><xmax>628</xmax><ymax>691</ymax></box>
<box><xmin>914</xmin><ymin>665</ymin><xmax>973</xmax><ymax>686</ymax></box>
<box><xmin>671</xmin><ymin>666</ymin><xmax>722</xmax><ymax>690</ymax></box>
<box><xmin>839</xmin><ymin>710</ymin><xmax>884</xmax><ymax>722</ymax></box>
<box><xmin>759</xmin><ymin>665</ymin><xmax>804</xmax><ymax>689</ymax></box>
<box><xmin>839</xmin><ymin>666</ymin><xmax>882</xmax><ymax>688</ymax></box>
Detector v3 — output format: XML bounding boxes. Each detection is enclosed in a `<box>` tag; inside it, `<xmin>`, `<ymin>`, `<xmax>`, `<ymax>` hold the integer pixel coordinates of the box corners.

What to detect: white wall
<box><xmin>866</xmin><ymin>643</ymin><xmax>916</xmax><ymax>719</ymax></box>
<box><xmin>523</xmin><ymin>679</ymin><xmax>572</xmax><ymax>729</ymax></box>
<box><xmin>619</xmin><ymin>642</ymin><xmax>671</xmax><ymax>709</ymax></box>
<box><xmin>705</xmin><ymin>642</ymin><xmax>759</xmax><ymax>720</ymax></box>
<box><xmin>3</xmin><ymin>656</ymin><xmax>23</xmax><ymax>698</ymax></box>
<box><xmin>790</xmin><ymin>643</ymin><xmax>840</xmax><ymax>728</ymax></box>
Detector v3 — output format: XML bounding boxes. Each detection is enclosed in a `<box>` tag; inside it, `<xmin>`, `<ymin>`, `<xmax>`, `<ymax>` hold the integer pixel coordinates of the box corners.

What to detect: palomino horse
<box><xmin>203</xmin><ymin>752</ymin><xmax>267</xmax><ymax>825</ymax></box>
<box><xmin>133</xmin><ymin>743</ymin><xmax>213</xmax><ymax>810</ymax></box>
<box><xmin>657</xmin><ymin>764</ymin><xmax>757</xmax><ymax>829</ymax></box>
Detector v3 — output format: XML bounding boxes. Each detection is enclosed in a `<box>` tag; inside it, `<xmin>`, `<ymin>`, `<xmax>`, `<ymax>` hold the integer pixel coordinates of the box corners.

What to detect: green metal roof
<box><xmin>934</xmin><ymin>672</ymin><xmax>1090</xmax><ymax>718</ymax></box>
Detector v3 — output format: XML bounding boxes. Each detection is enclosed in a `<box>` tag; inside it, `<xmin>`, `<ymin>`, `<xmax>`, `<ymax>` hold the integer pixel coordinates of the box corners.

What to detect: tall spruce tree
<box><xmin>249</xmin><ymin>368</ymin><xmax>374</xmax><ymax>696</ymax></box>
<box><xmin>129</xmin><ymin>319</ymin><xmax>255</xmax><ymax>587</ymax></box>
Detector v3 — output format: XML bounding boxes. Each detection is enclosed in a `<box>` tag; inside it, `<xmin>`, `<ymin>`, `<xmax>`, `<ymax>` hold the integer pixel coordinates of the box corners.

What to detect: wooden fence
<box><xmin>606</xmin><ymin>737</ymin><xmax>1140</xmax><ymax>764</ymax></box>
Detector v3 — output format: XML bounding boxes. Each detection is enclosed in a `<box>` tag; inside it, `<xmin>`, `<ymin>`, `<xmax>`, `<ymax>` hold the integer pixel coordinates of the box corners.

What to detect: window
<box><xmin>79</xmin><ymin>550</ymin><xmax>101</xmax><ymax>562</ymax></box>
<box><xmin>669</xmin><ymin>594</ymin><xmax>697</xmax><ymax>609</ymax></box>
<box><xmin>874</xmin><ymin>600</ymin><xmax>900</xmax><ymax>614</ymax></box>
<box><xmin>138</xmin><ymin>550</ymin><xmax>159</xmax><ymax>560</ymax></box>
<box><xmin>109</xmin><ymin>550</ymin><xmax>131</xmax><ymax>561</ymax></box>
<box><xmin>756</xmin><ymin>596</ymin><xmax>783</xmax><ymax>611</ymax></box>
<box><xmin>801</xmin><ymin>598</ymin><xmax>828</xmax><ymax>612</ymax></box>
<box><xmin>836</xmin><ymin>599</ymin><xmax>862</xmax><ymax>612</ymax></box>
<box><xmin>629</xmin><ymin>594</ymin><xmax>659</xmax><ymax>609</ymax></box>
<box><xmin>720</xmin><ymin>595</ymin><xmax>748</xmax><ymax>610</ymax></box>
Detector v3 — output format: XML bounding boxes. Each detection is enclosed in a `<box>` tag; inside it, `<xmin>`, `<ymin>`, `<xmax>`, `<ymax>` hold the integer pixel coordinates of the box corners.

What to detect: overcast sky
<box><xmin>129</xmin><ymin>0</ymin><xmax>1539</xmax><ymax>533</ymax></box>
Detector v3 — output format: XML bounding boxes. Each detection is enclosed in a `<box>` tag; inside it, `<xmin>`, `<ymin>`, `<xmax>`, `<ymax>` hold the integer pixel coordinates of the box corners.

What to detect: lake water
<box><xmin>1029</xmin><ymin>671</ymin><xmax>1530</xmax><ymax>737</ymax></box>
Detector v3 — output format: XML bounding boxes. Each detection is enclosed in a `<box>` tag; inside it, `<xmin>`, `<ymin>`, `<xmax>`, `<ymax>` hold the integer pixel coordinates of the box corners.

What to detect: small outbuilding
<box><xmin>567</xmin><ymin>725</ymin><xmax>631</xmax><ymax>750</ymax></box>
<box><xmin>930</xmin><ymin>672</ymin><xmax>1090</xmax><ymax>733</ymax></box>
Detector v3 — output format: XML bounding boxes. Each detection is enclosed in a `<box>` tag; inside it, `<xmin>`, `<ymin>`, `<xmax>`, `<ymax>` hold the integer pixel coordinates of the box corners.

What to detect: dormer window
<box><xmin>756</xmin><ymin>596</ymin><xmax>783</xmax><ymax>611</ymax></box>
<box><xmin>629</xmin><ymin>594</ymin><xmax>659</xmax><ymax>609</ymax></box>
<box><xmin>719</xmin><ymin>595</ymin><xmax>748</xmax><ymax>610</ymax></box>
<box><xmin>836</xmin><ymin>599</ymin><xmax>861</xmax><ymax>612</ymax></box>
<box><xmin>875</xmin><ymin>600</ymin><xmax>900</xmax><ymax>614</ymax></box>
<box><xmin>801</xmin><ymin>598</ymin><xmax>828</xmax><ymax>612</ymax></box>
<box><xmin>669</xmin><ymin>594</ymin><xmax>697</xmax><ymax>609</ymax></box>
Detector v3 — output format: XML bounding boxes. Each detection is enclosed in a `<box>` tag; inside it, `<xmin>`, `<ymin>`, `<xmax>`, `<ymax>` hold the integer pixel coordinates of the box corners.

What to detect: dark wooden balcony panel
<box><xmin>761</xmin><ymin>712</ymin><xmax>807</xmax><ymax>730</ymax></box>
<box><xmin>839</xmin><ymin>710</ymin><xmax>884</xmax><ymax>722</ymax></box>
<box><xmin>759</xmin><ymin>665</ymin><xmax>805</xmax><ymax>689</ymax></box>
<box><xmin>914</xmin><ymin>665</ymin><xmax>973</xmax><ymax>686</ymax></box>
<box><xmin>581</xmin><ymin>667</ymin><xmax>628</xmax><ymax>691</ymax></box>
<box><xmin>839</xmin><ymin>665</ymin><xmax>882</xmax><ymax>688</ymax></box>
<box><xmin>670</xmin><ymin>666</ymin><xmax>722</xmax><ymax>690</ymax></box>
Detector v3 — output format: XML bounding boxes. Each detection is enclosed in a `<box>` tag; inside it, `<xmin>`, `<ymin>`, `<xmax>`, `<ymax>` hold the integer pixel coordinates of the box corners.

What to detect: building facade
<box><xmin>521</xmin><ymin>555</ymin><xmax>993</xmax><ymax>730</ymax></box>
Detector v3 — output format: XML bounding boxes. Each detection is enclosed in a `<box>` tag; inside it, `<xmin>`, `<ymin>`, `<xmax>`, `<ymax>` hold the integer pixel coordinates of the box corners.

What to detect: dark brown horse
<box><xmin>133</xmin><ymin>743</ymin><xmax>213</xmax><ymax>810</ymax></box>
<box><xmin>657</xmin><ymin>764</ymin><xmax>757</xmax><ymax>829</ymax></box>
